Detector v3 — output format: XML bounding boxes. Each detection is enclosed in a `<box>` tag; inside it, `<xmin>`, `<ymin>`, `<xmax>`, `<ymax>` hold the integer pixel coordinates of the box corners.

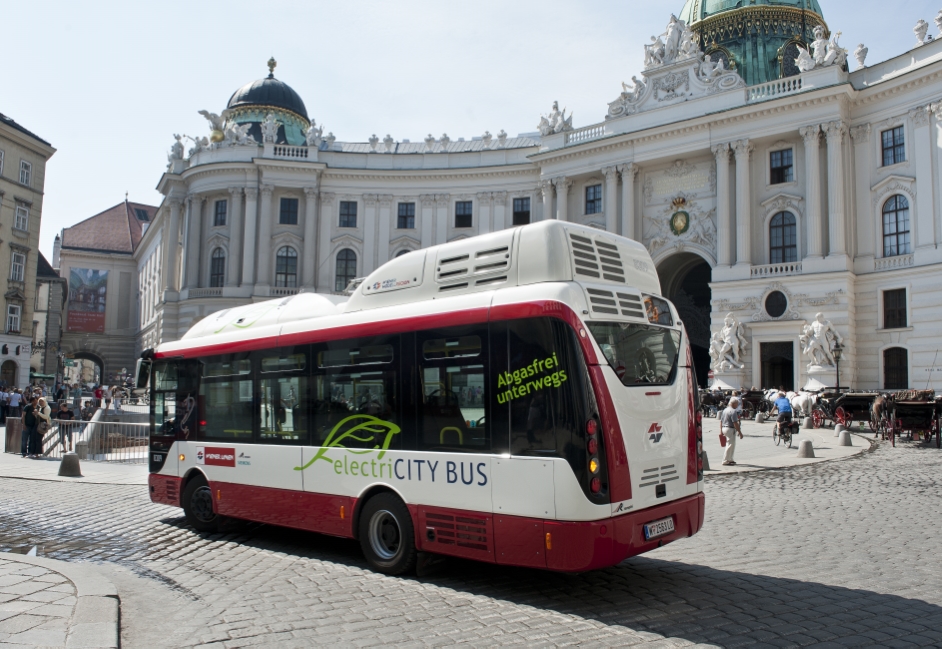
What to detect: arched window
<box><xmin>883</xmin><ymin>347</ymin><xmax>908</xmax><ymax>389</ymax></box>
<box><xmin>395</xmin><ymin>249</ymin><xmax>411</xmax><ymax>258</ymax></box>
<box><xmin>335</xmin><ymin>249</ymin><xmax>357</xmax><ymax>292</ymax></box>
<box><xmin>882</xmin><ymin>195</ymin><xmax>911</xmax><ymax>257</ymax></box>
<box><xmin>769</xmin><ymin>211</ymin><xmax>797</xmax><ymax>263</ymax></box>
<box><xmin>275</xmin><ymin>247</ymin><xmax>298</xmax><ymax>288</ymax></box>
<box><xmin>209</xmin><ymin>248</ymin><xmax>226</xmax><ymax>287</ymax></box>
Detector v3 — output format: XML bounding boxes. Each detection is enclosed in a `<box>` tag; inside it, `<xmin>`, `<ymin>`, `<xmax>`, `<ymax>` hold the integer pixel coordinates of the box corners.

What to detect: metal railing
<box><xmin>41</xmin><ymin>418</ymin><xmax>149</xmax><ymax>464</ymax></box>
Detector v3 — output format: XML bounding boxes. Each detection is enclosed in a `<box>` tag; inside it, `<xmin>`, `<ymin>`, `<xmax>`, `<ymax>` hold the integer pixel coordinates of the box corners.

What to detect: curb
<box><xmin>703</xmin><ymin>430</ymin><xmax>873</xmax><ymax>477</ymax></box>
<box><xmin>1</xmin><ymin>553</ymin><xmax>119</xmax><ymax>648</ymax></box>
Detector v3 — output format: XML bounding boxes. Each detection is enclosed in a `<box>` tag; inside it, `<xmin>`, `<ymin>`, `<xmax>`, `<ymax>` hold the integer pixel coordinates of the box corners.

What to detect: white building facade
<box><xmin>135</xmin><ymin>3</ymin><xmax>942</xmax><ymax>392</ymax></box>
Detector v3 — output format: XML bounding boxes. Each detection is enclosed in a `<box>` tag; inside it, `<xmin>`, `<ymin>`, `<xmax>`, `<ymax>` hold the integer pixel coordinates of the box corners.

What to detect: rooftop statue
<box><xmin>915</xmin><ymin>19</ymin><xmax>930</xmax><ymax>46</ymax></box>
<box><xmin>537</xmin><ymin>101</ymin><xmax>573</xmax><ymax>136</ymax></box>
<box><xmin>198</xmin><ymin>109</ymin><xmax>230</xmax><ymax>143</ymax></box>
<box><xmin>261</xmin><ymin>113</ymin><xmax>282</xmax><ymax>144</ymax></box>
<box><xmin>854</xmin><ymin>44</ymin><xmax>868</xmax><ymax>69</ymax></box>
<box><xmin>306</xmin><ymin>120</ymin><xmax>324</xmax><ymax>147</ymax></box>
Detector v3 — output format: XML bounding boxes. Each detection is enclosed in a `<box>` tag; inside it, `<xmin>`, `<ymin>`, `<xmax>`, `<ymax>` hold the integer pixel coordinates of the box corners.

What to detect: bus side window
<box><xmin>500</xmin><ymin>318</ymin><xmax>586</xmax><ymax>457</ymax></box>
<box><xmin>416</xmin><ymin>329</ymin><xmax>488</xmax><ymax>453</ymax></box>
<box><xmin>199</xmin><ymin>355</ymin><xmax>253</xmax><ymax>442</ymax></box>
<box><xmin>258</xmin><ymin>348</ymin><xmax>310</xmax><ymax>445</ymax></box>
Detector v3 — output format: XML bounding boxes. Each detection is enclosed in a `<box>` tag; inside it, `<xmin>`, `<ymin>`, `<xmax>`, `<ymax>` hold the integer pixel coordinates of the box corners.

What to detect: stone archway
<box><xmin>66</xmin><ymin>351</ymin><xmax>104</xmax><ymax>388</ymax></box>
<box><xmin>656</xmin><ymin>251</ymin><xmax>713</xmax><ymax>387</ymax></box>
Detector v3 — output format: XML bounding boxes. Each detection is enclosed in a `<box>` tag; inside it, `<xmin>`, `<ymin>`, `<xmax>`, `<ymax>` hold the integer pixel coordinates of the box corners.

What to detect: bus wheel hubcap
<box><xmin>369</xmin><ymin>510</ymin><xmax>400</xmax><ymax>560</ymax></box>
<box><xmin>191</xmin><ymin>486</ymin><xmax>215</xmax><ymax>523</ymax></box>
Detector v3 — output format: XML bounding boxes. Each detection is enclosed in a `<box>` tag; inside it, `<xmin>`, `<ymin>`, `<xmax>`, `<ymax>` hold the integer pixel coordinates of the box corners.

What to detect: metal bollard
<box><xmin>58</xmin><ymin>452</ymin><xmax>83</xmax><ymax>477</ymax></box>
<box><xmin>796</xmin><ymin>439</ymin><xmax>815</xmax><ymax>458</ymax></box>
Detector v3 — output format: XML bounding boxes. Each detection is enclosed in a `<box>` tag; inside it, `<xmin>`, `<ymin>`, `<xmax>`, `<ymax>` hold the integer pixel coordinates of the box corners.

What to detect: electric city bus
<box><xmin>142</xmin><ymin>221</ymin><xmax>705</xmax><ymax>574</ymax></box>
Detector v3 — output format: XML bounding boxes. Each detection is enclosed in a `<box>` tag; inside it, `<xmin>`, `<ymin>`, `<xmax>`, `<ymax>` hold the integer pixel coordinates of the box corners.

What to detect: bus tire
<box><xmin>182</xmin><ymin>474</ymin><xmax>219</xmax><ymax>533</ymax></box>
<box><xmin>358</xmin><ymin>493</ymin><xmax>417</xmax><ymax>575</ymax></box>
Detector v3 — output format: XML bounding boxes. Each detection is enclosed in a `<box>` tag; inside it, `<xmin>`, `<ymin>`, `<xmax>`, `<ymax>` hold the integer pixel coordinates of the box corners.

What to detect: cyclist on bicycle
<box><xmin>772</xmin><ymin>392</ymin><xmax>793</xmax><ymax>431</ymax></box>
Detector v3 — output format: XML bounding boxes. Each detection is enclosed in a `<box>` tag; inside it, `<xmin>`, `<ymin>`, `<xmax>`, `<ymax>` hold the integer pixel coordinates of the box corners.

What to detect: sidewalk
<box><xmin>0</xmin><ymin>553</ymin><xmax>119</xmax><ymax>648</ymax></box>
<box><xmin>702</xmin><ymin>413</ymin><xmax>872</xmax><ymax>474</ymax></box>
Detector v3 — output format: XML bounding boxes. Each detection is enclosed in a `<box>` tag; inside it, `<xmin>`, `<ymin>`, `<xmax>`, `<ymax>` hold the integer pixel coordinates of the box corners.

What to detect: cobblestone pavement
<box><xmin>0</xmin><ymin>558</ymin><xmax>76</xmax><ymax>646</ymax></box>
<box><xmin>2</xmin><ymin>436</ymin><xmax>942</xmax><ymax>648</ymax></box>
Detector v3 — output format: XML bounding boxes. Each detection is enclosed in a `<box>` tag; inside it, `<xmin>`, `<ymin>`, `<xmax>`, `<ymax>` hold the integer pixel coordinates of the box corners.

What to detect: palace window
<box><xmin>512</xmin><ymin>197</ymin><xmax>530</xmax><ymax>225</ymax></box>
<box><xmin>455</xmin><ymin>201</ymin><xmax>473</xmax><ymax>228</ymax></box>
<box><xmin>214</xmin><ymin>200</ymin><xmax>227</xmax><ymax>227</ymax></box>
<box><xmin>6</xmin><ymin>305</ymin><xmax>20</xmax><ymax>333</ymax></box>
<box><xmin>339</xmin><ymin>201</ymin><xmax>357</xmax><ymax>228</ymax></box>
<box><xmin>770</xmin><ymin>148</ymin><xmax>793</xmax><ymax>184</ymax></box>
<box><xmin>882</xmin><ymin>126</ymin><xmax>905</xmax><ymax>166</ymax></box>
<box><xmin>279</xmin><ymin>197</ymin><xmax>299</xmax><ymax>225</ymax></box>
<box><xmin>335</xmin><ymin>249</ymin><xmax>357</xmax><ymax>292</ymax></box>
<box><xmin>397</xmin><ymin>202</ymin><xmax>415</xmax><ymax>229</ymax></box>
<box><xmin>274</xmin><ymin>246</ymin><xmax>298</xmax><ymax>287</ymax></box>
<box><xmin>769</xmin><ymin>212</ymin><xmax>797</xmax><ymax>263</ymax></box>
<box><xmin>19</xmin><ymin>160</ymin><xmax>31</xmax><ymax>187</ymax></box>
<box><xmin>883</xmin><ymin>347</ymin><xmax>908</xmax><ymax>389</ymax></box>
<box><xmin>396</xmin><ymin>249</ymin><xmax>411</xmax><ymax>257</ymax></box>
<box><xmin>209</xmin><ymin>248</ymin><xmax>226</xmax><ymax>287</ymax></box>
<box><xmin>585</xmin><ymin>184</ymin><xmax>602</xmax><ymax>214</ymax></box>
<box><xmin>14</xmin><ymin>206</ymin><xmax>28</xmax><ymax>231</ymax></box>
<box><xmin>9</xmin><ymin>253</ymin><xmax>25</xmax><ymax>282</ymax></box>
<box><xmin>882</xmin><ymin>195</ymin><xmax>911</xmax><ymax>257</ymax></box>
<box><xmin>883</xmin><ymin>288</ymin><xmax>907</xmax><ymax>329</ymax></box>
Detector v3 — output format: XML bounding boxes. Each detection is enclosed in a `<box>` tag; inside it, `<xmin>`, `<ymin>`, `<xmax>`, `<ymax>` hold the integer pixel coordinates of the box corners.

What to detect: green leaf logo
<box><xmin>293</xmin><ymin>415</ymin><xmax>402</xmax><ymax>471</ymax></box>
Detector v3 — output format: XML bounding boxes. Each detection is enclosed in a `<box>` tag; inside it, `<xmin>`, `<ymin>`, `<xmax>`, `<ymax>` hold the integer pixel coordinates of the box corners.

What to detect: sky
<box><xmin>3</xmin><ymin>0</ymin><xmax>940</xmax><ymax>261</ymax></box>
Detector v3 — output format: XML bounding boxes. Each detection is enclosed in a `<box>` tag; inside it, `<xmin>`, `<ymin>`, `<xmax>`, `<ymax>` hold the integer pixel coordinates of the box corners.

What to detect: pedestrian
<box><xmin>21</xmin><ymin>395</ymin><xmax>40</xmax><ymax>458</ymax></box>
<box><xmin>111</xmin><ymin>385</ymin><xmax>123</xmax><ymax>413</ymax></box>
<box><xmin>55</xmin><ymin>383</ymin><xmax>65</xmax><ymax>402</ymax></box>
<box><xmin>9</xmin><ymin>389</ymin><xmax>22</xmax><ymax>420</ymax></box>
<box><xmin>0</xmin><ymin>387</ymin><xmax>8</xmax><ymax>423</ymax></box>
<box><xmin>721</xmin><ymin>396</ymin><xmax>743</xmax><ymax>466</ymax></box>
<box><xmin>103</xmin><ymin>385</ymin><xmax>112</xmax><ymax>413</ymax></box>
<box><xmin>93</xmin><ymin>385</ymin><xmax>103</xmax><ymax>408</ymax></box>
<box><xmin>33</xmin><ymin>397</ymin><xmax>52</xmax><ymax>457</ymax></box>
<box><xmin>57</xmin><ymin>400</ymin><xmax>75</xmax><ymax>452</ymax></box>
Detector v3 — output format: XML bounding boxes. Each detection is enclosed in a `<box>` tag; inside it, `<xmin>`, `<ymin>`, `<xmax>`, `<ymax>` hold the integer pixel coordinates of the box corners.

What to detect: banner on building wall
<box><xmin>67</xmin><ymin>268</ymin><xmax>108</xmax><ymax>333</ymax></box>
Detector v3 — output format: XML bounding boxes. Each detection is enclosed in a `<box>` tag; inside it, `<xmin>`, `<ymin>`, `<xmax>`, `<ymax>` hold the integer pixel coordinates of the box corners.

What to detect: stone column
<box><xmin>363</xmin><ymin>195</ymin><xmax>377</xmax><ymax>275</ymax></box>
<box><xmin>435</xmin><ymin>194</ymin><xmax>449</xmax><ymax>243</ymax></box>
<box><xmin>850</xmin><ymin>125</ymin><xmax>872</xmax><ymax>258</ymax></box>
<box><xmin>256</xmin><ymin>184</ymin><xmax>275</xmax><ymax>286</ymax></box>
<box><xmin>377</xmin><ymin>195</ymin><xmax>393</xmax><ymax>269</ymax></box>
<box><xmin>733</xmin><ymin>140</ymin><xmax>753</xmax><ymax>267</ymax></box>
<box><xmin>226</xmin><ymin>187</ymin><xmax>243</xmax><ymax>288</ymax></box>
<box><xmin>910</xmin><ymin>106</ymin><xmax>935</xmax><ymax>250</ymax></box>
<box><xmin>183</xmin><ymin>194</ymin><xmax>202</xmax><ymax>289</ymax></box>
<box><xmin>316</xmin><ymin>193</ymin><xmax>335</xmax><ymax>292</ymax></box>
<box><xmin>420</xmin><ymin>195</ymin><xmax>435</xmax><ymax>246</ymax></box>
<box><xmin>241</xmin><ymin>187</ymin><xmax>258</xmax><ymax>287</ymax></box>
<box><xmin>618</xmin><ymin>163</ymin><xmax>638</xmax><ymax>240</ymax></box>
<box><xmin>711</xmin><ymin>144</ymin><xmax>732</xmax><ymax>266</ymax></box>
<box><xmin>602</xmin><ymin>166</ymin><xmax>618</xmax><ymax>233</ymax></box>
<box><xmin>492</xmin><ymin>192</ymin><xmax>507</xmax><ymax>231</ymax></box>
<box><xmin>162</xmin><ymin>197</ymin><xmax>183</xmax><ymax>292</ymax></box>
<box><xmin>824</xmin><ymin>121</ymin><xmax>847</xmax><ymax>256</ymax></box>
<box><xmin>302</xmin><ymin>185</ymin><xmax>319</xmax><ymax>288</ymax></box>
<box><xmin>800</xmin><ymin>125</ymin><xmax>823</xmax><ymax>259</ymax></box>
<box><xmin>554</xmin><ymin>177</ymin><xmax>571</xmax><ymax>222</ymax></box>
<box><xmin>477</xmin><ymin>192</ymin><xmax>493</xmax><ymax>234</ymax></box>
<box><xmin>539</xmin><ymin>180</ymin><xmax>554</xmax><ymax>221</ymax></box>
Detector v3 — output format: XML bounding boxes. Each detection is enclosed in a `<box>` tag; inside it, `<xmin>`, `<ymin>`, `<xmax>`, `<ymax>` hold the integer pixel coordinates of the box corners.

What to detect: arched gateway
<box><xmin>655</xmin><ymin>251</ymin><xmax>713</xmax><ymax>387</ymax></box>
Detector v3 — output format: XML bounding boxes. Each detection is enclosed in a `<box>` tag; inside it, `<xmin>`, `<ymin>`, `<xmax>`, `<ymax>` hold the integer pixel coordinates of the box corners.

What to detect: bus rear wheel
<box><xmin>358</xmin><ymin>493</ymin><xmax>417</xmax><ymax>575</ymax></box>
<box><xmin>182</xmin><ymin>475</ymin><xmax>219</xmax><ymax>533</ymax></box>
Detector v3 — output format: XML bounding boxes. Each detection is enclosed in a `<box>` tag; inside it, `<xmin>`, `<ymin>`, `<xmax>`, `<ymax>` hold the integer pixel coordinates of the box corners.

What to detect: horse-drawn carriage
<box><xmin>810</xmin><ymin>390</ymin><xmax>880</xmax><ymax>431</ymax></box>
<box><xmin>876</xmin><ymin>389</ymin><xmax>941</xmax><ymax>447</ymax></box>
<box><xmin>740</xmin><ymin>390</ymin><xmax>773</xmax><ymax>419</ymax></box>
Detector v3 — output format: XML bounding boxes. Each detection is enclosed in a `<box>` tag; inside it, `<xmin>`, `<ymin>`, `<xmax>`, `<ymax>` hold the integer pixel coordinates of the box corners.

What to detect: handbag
<box><xmin>719</xmin><ymin>432</ymin><xmax>726</xmax><ymax>447</ymax></box>
<box><xmin>38</xmin><ymin>419</ymin><xmax>49</xmax><ymax>433</ymax></box>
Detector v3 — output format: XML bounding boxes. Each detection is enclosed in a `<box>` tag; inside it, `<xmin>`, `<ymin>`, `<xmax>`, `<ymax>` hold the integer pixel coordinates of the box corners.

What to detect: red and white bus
<box><xmin>143</xmin><ymin>221</ymin><xmax>704</xmax><ymax>574</ymax></box>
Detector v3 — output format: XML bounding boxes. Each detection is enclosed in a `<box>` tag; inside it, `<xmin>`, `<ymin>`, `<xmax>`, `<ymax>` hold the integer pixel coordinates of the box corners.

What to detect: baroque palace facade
<box><xmin>74</xmin><ymin>0</ymin><xmax>942</xmax><ymax>391</ymax></box>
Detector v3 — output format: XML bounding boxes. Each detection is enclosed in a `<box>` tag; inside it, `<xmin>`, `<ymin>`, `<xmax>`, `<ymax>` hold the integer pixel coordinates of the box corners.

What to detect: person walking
<box><xmin>33</xmin><ymin>397</ymin><xmax>52</xmax><ymax>457</ymax></box>
<box><xmin>93</xmin><ymin>385</ymin><xmax>103</xmax><ymax>408</ymax></box>
<box><xmin>111</xmin><ymin>385</ymin><xmax>123</xmax><ymax>413</ymax></box>
<box><xmin>9</xmin><ymin>389</ymin><xmax>22</xmax><ymax>419</ymax></box>
<box><xmin>57</xmin><ymin>400</ymin><xmax>75</xmax><ymax>452</ymax></box>
<box><xmin>721</xmin><ymin>396</ymin><xmax>743</xmax><ymax>466</ymax></box>
<box><xmin>21</xmin><ymin>395</ymin><xmax>40</xmax><ymax>458</ymax></box>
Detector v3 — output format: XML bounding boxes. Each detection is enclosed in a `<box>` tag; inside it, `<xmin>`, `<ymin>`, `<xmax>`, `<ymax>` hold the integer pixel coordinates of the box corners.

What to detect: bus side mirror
<box><xmin>135</xmin><ymin>359</ymin><xmax>152</xmax><ymax>390</ymax></box>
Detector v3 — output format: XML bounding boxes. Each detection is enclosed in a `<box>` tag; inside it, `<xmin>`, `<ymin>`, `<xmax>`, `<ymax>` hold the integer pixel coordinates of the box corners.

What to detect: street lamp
<box><xmin>832</xmin><ymin>339</ymin><xmax>844</xmax><ymax>390</ymax></box>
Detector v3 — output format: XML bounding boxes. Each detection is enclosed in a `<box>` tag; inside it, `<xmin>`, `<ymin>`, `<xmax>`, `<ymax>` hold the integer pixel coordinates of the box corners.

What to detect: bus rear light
<box><xmin>340</xmin><ymin>505</ymin><xmax>345</xmax><ymax>519</ymax></box>
<box><xmin>545</xmin><ymin>532</ymin><xmax>552</xmax><ymax>550</ymax></box>
<box><xmin>590</xmin><ymin>477</ymin><xmax>601</xmax><ymax>493</ymax></box>
<box><xmin>587</xmin><ymin>438</ymin><xmax>598</xmax><ymax>455</ymax></box>
<box><xmin>199</xmin><ymin>420</ymin><xmax>207</xmax><ymax>427</ymax></box>
<box><xmin>586</xmin><ymin>418</ymin><xmax>598</xmax><ymax>436</ymax></box>
<box><xmin>589</xmin><ymin>458</ymin><xmax>600</xmax><ymax>474</ymax></box>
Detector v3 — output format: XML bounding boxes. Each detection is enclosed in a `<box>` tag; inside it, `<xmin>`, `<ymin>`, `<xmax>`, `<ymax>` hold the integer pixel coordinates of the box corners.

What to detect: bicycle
<box><xmin>772</xmin><ymin>416</ymin><xmax>800</xmax><ymax>448</ymax></box>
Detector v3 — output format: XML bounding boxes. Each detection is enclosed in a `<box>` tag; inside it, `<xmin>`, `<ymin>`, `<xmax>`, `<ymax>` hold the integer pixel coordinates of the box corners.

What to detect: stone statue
<box><xmin>369</xmin><ymin>134</ymin><xmax>379</xmax><ymax>152</ymax></box>
<box><xmin>261</xmin><ymin>113</ymin><xmax>281</xmax><ymax>143</ymax></box>
<box><xmin>698</xmin><ymin>55</ymin><xmax>725</xmax><ymax>80</ymax></box>
<box><xmin>679</xmin><ymin>24</ymin><xmax>699</xmax><ymax>60</ymax></box>
<box><xmin>718</xmin><ymin>313</ymin><xmax>748</xmax><ymax>370</ymax></box>
<box><xmin>169</xmin><ymin>134</ymin><xmax>184</xmax><ymax>161</ymax></box>
<box><xmin>185</xmin><ymin>134</ymin><xmax>208</xmax><ymax>157</ymax></box>
<box><xmin>424</xmin><ymin>134</ymin><xmax>436</xmax><ymax>151</ymax></box>
<box><xmin>538</xmin><ymin>101</ymin><xmax>574</xmax><ymax>136</ymax></box>
<box><xmin>223</xmin><ymin>122</ymin><xmax>255</xmax><ymax>146</ymax></box>
<box><xmin>497</xmin><ymin>130</ymin><xmax>507</xmax><ymax>148</ymax></box>
<box><xmin>811</xmin><ymin>26</ymin><xmax>829</xmax><ymax>66</ymax></box>
<box><xmin>644</xmin><ymin>35</ymin><xmax>665</xmax><ymax>69</ymax></box>
<box><xmin>708</xmin><ymin>332</ymin><xmax>741</xmax><ymax>371</ymax></box>
<box><xmin>440</xmin><ymin>133</ymin><xmax>450</xmax><ymax>149</ymax></box>
<box><xmin>855</xmin><ymin>44</ymin><xmax>868</xmax><ymax>69</ymax></box>
<box><xmin>824</xmin><ymin>31</ymin><xmax>847</xmax><ymax>67</ymax></box>
<box><xmin>482</xmin><ymin>131</ymin><xmax>493</xmax><ymax>148</ymax></box>
<box><xmin>795</xmin><ymin>45</ymin><xmax>817</xmax><ymax>72</ymax></box>
<box><xmin>198</xmin><ymin>109</ymin><xmax>229</xmax><ymax>142</ymax></box>
<box><xmin>800</xmin><ymin>312</ymin><xmax>843</xmax><ymax>368</ymax></box>
<box><xmin>663</xmin><ymin>14</ymin><xmax>684</xmax><ymax>63</ymax></box>
<box><xmin>936</xmin><ymin>10</ymin><xmax>942</xmax><ymax>35</ymax></box>
<box><xmin>383</xmin><ymin>134</ymin><xmax>395</xmax><ymax>153</ymax></box>
<box><xmin>915</xmin><ymin>18</ymin><xmax>930</xmax><ymax>46</ymax></box>
<box><xmin>325</xmin><ymin>132</ymin><xmax>336</xmax><ymax>149</ymax></box>
<box><xmin>306</xmin><ymin>120</ymin><xmax>324</xmax><ymax>147</ymax></box>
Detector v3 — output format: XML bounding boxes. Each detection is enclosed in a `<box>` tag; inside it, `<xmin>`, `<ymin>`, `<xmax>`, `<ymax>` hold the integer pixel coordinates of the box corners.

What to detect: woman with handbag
<box><xmin>32</xmin><ymin>397</ymin><xmax>53</xmax><ymax>458</ymax></box>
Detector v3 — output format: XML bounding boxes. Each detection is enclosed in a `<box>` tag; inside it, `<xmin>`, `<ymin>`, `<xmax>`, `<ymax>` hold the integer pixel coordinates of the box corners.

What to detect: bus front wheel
<box><xmin>358</xmin><ymin>493</ymin><xmax>417</xmax><ymax>575</ymax></box>
<box><xmin>182</xmin><ymin>475</ymin><xmax>220</xmax><ymax>533</ymax></box>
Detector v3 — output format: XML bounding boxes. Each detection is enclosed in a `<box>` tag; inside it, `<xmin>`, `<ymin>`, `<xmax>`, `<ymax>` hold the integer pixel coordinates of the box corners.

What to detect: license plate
<box><xmin>643</xmin><ymin>516</ymin><xmax>675</xmax><ymax>540</ymax></box>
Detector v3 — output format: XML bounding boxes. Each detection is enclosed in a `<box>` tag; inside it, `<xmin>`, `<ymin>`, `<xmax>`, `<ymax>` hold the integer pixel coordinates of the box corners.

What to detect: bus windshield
<box><xmin>587</xmin><ymin>322</ymin><xmax>681</xmax><ymax>386</ymax></box>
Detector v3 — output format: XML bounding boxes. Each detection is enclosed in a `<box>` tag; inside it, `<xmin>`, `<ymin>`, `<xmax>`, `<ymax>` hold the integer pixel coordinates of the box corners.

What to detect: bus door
<box><xmin>149</xmin><ymin>359</ymin><xmax>200</xmax><ymax>474</ymax></box>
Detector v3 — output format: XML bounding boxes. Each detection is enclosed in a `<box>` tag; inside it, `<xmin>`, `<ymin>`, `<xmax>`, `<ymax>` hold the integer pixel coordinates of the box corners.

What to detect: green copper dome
<box><xmin>678</xmin><ymin>0</ymin><xmax>829</xmax><ymax>86</ymax></box>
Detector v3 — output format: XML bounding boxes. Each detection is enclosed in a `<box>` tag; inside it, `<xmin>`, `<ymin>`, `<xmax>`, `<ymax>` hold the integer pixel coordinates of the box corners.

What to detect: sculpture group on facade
<box><xmin>795</xmin><ymin>26</ymin><xmax>848</xmax><ymax>72</ymax></box>
<box><xmin>643</xmin><ymin>14</ymin><xmax>699</xmax><ymax>70</ymax></box>
<box><xmin>709</xmin><ymin>313</ymin><xmax>748</xmax><ymax>371</ymax></box>
<box><xmin>537</xmin><ymin>101</ymin><xmax>573</xmax><ymax>136</ymax></box>
<box><xmin>799</xmin><ymin>312</ymin><xmax>844</xmax><ymax>369</ymax></box>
